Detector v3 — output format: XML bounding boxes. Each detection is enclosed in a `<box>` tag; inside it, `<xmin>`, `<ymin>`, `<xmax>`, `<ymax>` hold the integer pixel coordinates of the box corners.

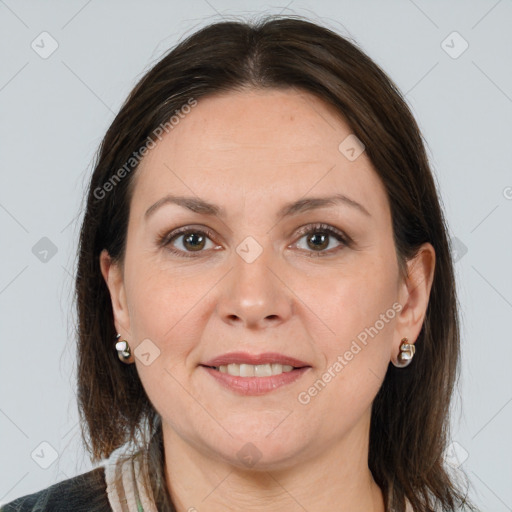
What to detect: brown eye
<box><xmin>159</xmin><ymin>227</ymin><xmax>218</xmax><ymax>257</ymax></box>
<box><xmin>306</xmin><ymin>232</ymin><xmax>330</xmax><ymax>251</ymax></box>
<box><xmin>182</xmin><ymin>232</ymin><xmax>207</xmax><ymax>251</ymax></box>
<box><xmin>293</xmin><ymin>224</ymin><xmax>349</xmax><ymax>256</ymax></box>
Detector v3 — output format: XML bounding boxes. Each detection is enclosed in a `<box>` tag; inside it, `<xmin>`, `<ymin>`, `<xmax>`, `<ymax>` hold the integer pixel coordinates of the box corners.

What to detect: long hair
<box><xmin>75</xmin><ymin>15</ymin><xmax>478</xmax><ymax>511</ymax></box>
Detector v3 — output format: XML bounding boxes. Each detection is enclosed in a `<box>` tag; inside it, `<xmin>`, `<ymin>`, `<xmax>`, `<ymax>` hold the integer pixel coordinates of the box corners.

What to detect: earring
<box><xmin>115</xmin><ymin>333</ymin><xmax>135</xmax><ymax>364</ymax></box>
<box><xmin>392</xmin><ymin>337</ymin><xmax>415</xmax><ymax>368</ymax></box>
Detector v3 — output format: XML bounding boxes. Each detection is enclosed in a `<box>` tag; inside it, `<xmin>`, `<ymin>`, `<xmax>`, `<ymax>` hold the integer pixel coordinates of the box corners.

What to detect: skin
<box><xmin>101</xmin><ymin>88</ymin><xmax>435</xmax><ymax>512</ymax></box>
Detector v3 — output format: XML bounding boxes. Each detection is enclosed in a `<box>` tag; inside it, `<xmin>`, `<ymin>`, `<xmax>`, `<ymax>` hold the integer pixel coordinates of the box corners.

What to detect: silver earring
<box><xmin>393</xmin><ymin>337</ymin><xmax>415</xmax><ymax>368</ymax></box>
<box><xmin>115</xmin><ymin>333</ymin><xmax>135</xmax><ymax>364</ymax></box>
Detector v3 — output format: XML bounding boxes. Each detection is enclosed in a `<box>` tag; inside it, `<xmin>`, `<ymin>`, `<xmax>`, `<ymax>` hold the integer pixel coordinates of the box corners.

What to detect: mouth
<box><xmin>201</xmin><ymin>362</ymin><xmax>306</xmax><ymax>377</ymax></box>
<box><xmin>199</xmin><ymin>352</ymin><xmax>311</xmax><ymax>395</ymax></box>
<box><xmin>200</xmin><ymin>351</ymin><xmax>311</xmax><ymax>377</ymax></box>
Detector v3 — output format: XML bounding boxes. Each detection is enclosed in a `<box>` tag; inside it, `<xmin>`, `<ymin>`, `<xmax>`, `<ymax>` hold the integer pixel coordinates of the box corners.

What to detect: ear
<box><xmin>393</xmin><ymin>242</ymin><xmax>436</xmax><ymax>361</ymax></box>
<box><xmin>99</xmin><ymin>249</ymin><xmax>131</xmax><ymax>339</ymax></box>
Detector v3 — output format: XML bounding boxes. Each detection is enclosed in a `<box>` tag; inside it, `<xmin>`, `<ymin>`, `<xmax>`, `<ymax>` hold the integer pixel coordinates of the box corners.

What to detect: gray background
<box><xmin>1</xmin><ymin>0</ymin><xmax>511</xmax><ymax>509</ymax></box>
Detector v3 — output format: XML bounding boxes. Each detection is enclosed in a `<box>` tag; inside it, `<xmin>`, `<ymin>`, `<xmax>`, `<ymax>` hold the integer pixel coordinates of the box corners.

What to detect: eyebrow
<box><xmin>144</xmin><ymin>193</ymin><xmax>371</xmax><ymax>220</ymax></box>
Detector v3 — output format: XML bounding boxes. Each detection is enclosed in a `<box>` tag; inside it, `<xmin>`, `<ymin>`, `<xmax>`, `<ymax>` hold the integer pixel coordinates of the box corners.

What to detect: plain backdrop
<box><xmin>0</xmin><ymin>0</ymin><xmax>511</xmax><ymax>509</ymax></box>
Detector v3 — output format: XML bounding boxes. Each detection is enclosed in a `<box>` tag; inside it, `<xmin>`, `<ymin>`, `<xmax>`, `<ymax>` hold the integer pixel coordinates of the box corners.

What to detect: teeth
<box><xmin>216</xmin><ymin>363</ymin><xmax>294</xmax><ymax>377</ymax></box>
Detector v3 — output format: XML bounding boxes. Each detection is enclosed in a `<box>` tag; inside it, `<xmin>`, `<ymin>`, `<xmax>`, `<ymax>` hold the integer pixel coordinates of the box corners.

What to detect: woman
<box><xmin>2</xmin><ymin>15</ymin><xmax>479</xmax><ymax>512</ymax></box>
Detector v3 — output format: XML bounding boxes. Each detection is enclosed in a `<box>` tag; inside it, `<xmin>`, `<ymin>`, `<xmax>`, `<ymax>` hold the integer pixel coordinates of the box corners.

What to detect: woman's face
<box><xmin>102</xmin><ymin>88</ymin><xmax>433</xmax><ymax>470</ymax></box>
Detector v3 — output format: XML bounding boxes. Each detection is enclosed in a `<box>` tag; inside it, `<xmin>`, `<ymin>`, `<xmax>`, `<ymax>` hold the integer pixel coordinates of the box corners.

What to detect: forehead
<box><xmin>131</xmin><ymin>88</ymin><xmax>388</xmax><ymax>219</ymax></box>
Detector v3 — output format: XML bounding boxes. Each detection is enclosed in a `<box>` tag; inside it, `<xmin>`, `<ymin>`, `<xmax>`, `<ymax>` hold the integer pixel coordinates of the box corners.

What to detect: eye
<box><xmin>292</xmin><ymin>223</ymin><xmax>349</xmax><ymax>256</ymax></box>
<box><xmin>157</xmin><ymin>223</ymin><xmax>351</xmax><ymax>259</ymax></box>
<box><xmin>157</xmin><ymin>226</ymin><xmax>219</xmax><ymax>258</ymax></box>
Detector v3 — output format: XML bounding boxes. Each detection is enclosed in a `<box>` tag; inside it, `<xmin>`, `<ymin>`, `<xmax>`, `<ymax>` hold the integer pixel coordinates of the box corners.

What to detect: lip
<box><xmin>201</xmin><ymin>352</ymin><xmax>311</xmax><ymax>368</ymax></box>
<box><xmin>201</xmin><ymin>366</ymin><xmax>310</xmax><ymax>396</ymax></box>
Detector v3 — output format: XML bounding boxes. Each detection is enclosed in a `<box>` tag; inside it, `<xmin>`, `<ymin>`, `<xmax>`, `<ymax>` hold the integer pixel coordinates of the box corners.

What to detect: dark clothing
<box><xmin>1</xmin><ymin>466</ymin><xmax>111</xmax><ymax>512</ymax></box>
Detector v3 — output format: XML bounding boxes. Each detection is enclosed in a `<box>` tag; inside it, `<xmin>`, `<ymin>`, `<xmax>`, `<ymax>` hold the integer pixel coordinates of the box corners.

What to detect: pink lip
<box><xmin>201</xmin><ymin>352</ymin><xmax>311</xmax><ymax>368</ymax></box>
<box><xmin>201</xmin><ymin>366</ymin><xmax>310</xmax><ymax>396</ymax></box>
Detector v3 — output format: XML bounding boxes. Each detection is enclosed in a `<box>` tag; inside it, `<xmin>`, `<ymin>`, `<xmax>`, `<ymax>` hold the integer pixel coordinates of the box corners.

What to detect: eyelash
<box><xmin>156</xmin><ymin>223</ymin><xmax>352</xmax><ymax>259</ymax></box>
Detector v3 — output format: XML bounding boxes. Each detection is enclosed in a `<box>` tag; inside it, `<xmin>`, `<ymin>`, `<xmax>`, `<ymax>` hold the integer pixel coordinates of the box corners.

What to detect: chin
<box><xmin>204</xmin><ymin>425</ymin><xmax>310</xmax><ymax>471</ymax></box>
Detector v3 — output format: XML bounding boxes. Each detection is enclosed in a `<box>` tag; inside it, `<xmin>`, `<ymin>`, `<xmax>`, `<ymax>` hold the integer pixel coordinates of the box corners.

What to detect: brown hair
<box><xmin>76</xmin><ymin>14</ymin><xmax>478</xmax><ymax>512</ymax></box>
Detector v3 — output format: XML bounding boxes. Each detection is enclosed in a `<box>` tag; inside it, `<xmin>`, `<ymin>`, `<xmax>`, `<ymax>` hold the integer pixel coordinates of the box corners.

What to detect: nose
<box><xmin>216</xmin><ymin>244</ymin><xmax>293</xmax><ymax>330</ymax></box>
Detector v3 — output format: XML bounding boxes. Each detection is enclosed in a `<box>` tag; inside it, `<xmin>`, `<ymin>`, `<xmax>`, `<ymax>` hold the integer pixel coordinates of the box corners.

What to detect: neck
<box><xmin>161</xmin><ymin>421</ymin><xmax>385</xmax><ymax>512</ymax></box>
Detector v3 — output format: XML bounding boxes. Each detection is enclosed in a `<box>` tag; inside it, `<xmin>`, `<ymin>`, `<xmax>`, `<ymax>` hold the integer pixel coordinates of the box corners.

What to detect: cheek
<box><xmin>125</xmin><ymin>266</ymin><xmax>202</xmax><ymax>420</ymax></box>
<box><xmin>311</xmin><ymin>253</ymin><xmax>398</xmax><ymax>380</ymax></box>
<box><xmin>125</xmin><ymin>254</ymin><xmax>205</xmax><ymax>333</ymax></box>
<box><xmin>324</xmin><ymin>255</ymin><xmax>397</xmax><ymax>330</ymax></box>
<box><xmin>123</xmin><ymin>258</ymin><xmax>231</xmax><ymax>389</ymax></box>
<box><xmin>298</xmin><ymin>266</ymin><xmax>397</xmax><ymax>434</ymax></box>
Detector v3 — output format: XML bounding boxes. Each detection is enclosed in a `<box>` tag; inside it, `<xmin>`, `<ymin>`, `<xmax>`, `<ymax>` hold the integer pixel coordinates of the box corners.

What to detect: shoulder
<box><xmin>1</xmin><ymin>466</ymin><xmax>110</xmax><ymax>512</ymax></box>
